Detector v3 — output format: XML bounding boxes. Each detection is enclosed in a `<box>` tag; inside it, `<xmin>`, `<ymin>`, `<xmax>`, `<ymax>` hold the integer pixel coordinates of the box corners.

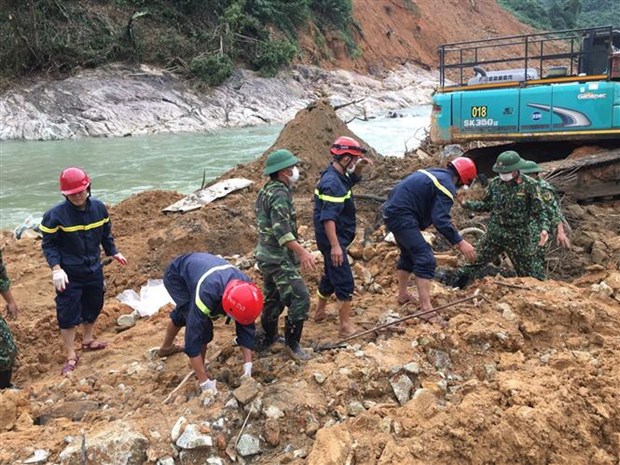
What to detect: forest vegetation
<box><xmin>0</xmin><ymin>0</ymin><xmax>616</xmax><ymax>87</ymax></box>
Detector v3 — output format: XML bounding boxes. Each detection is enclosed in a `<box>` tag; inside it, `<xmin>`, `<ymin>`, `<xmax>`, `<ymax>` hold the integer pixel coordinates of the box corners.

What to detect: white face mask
<box><xmin>346</xmin><ymin>160</ymin><xmax>358</xmax><ymax>174</ymax></box>
<box><xmin>287</xmin><ymin>166</ymin><xmax>300</xmax><ymax>183</ymax></box>
<box><xmin>499</xmin><ymin>172</ymin><xmax>513</xmax><ymax>182</ymax></box>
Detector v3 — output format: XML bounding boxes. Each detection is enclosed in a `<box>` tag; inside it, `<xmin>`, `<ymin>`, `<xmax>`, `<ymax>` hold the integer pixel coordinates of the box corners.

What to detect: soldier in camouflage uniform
<box><xmin>255</xmin><ymin>149</ymin><xmax>316</xmax><ymax>360</ymax></box>
<box><xmin>0</xmin><ymin>250</ymin><xmax>19</xmax><ymax>389</ymax></box>
<box><xmin>521</xmin><ymin>160</ymin><xmax>571</xmax><ymax>273</ymax></box>
<box><xmin>456</xmin><ymin>151</ymin><xmax>550</xmax><ymax>287</ymax></box>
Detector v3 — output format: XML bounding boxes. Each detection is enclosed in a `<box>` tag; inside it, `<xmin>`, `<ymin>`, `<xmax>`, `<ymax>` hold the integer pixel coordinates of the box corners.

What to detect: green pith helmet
<box><xmin>492</xmin><ymin>150</ymin><xmax>528</xmax><ymax>173</ymax></box>
<box><xmin>263</xmin><ymin>149</ymin><xmax>300</xmax><ymax>176</ymax></box>
<box><xmin>521</xmin><ymin>160</ymin><xmax>544</xmax><ymax>174</ymax></box>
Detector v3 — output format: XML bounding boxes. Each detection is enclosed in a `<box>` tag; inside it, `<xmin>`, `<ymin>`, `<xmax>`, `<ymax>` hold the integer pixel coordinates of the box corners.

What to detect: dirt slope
<box><xmin>1</xmin><ymin>101</ymin><xmax>619</xmax><ymax>465</ymax></box>
<box><xmin>313</xmin><ymin>0</ymin><xmax>532</xmax><ymax>72</ymax></box>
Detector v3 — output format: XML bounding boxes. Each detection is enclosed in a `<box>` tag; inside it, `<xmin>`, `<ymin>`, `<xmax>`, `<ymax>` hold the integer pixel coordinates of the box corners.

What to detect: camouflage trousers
<box><xmin>0</xmin><ymin>315</ymin><xmax>17</xmax><ymax>371</ymax></box>
<box><xmin>460</xmin><ymin>222</ymin><xmax>546</xmax><ymax>281</ymax></box>
<box><xmin>257</xmin><ymin>260</ymin><xmax>310</xmax><ymax>324</ymax></box>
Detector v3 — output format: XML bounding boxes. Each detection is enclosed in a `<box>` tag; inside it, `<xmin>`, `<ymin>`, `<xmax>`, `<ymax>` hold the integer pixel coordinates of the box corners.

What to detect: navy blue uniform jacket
<box><xmin>382</xmin><ymin>168</ymin><xmax>462</xmax><ymax>245</ymax></box>
<box><xmin>166</xmin><ymin>253</ymin><xmax>255</xmax><ymax>357</ymax></box>
<box><xmin>313</xmin><ymin>164</ymin><xmax>360</xmax><ymax>248</ymax></box>
<box><xmin>40</xmin><ymin>198</ymin><xmax>118</xmax><ymax>276</ymax></box>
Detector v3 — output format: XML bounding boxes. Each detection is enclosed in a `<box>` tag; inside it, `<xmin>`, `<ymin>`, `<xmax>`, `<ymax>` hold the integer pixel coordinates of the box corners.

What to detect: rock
<box><xmin>313</xmin><ymin>372</ymin><xmax>326</xmax><ymax>384</ymax></box>
<box><xmin>390</xmin><ymin>374</ymin><xmax>414</xmax><ymax>405</ymax></box>
<box><xmin>0</xmin><ymin>394</ymin><xmax>18</xmax><ymax>431</ymax></box>
<box><xmin>235</xmin><ymin>257</ymin><xmax>252</xmax><ymax>269</ymax></box>
<box><xmin>306</xmin><ymin>424</ymin><xmax>353</xmax><ymax>465</ymax></box>
<box><xmin>224</xmin><ymin>398</ymin><xmax>239</xmax><ymax>409</ymax></box>
<box><xmin>264</xmin><ymin>405</ymin><xmax>284</xmax><ymax>419</ymax></box>
<box><xmin>435</xmin><ymin>254</ymin><xmax>458</xmax><ymax>267</ymax></box>
<box><xmin>591</xmin><ymin>241</ymin><xmax>609</xmax><ymax>264</ymax></box>
<box><xmin>59</xmin><ymin>421</ymin><xmax>147</xmax><ymax>465</ymax></box>
<box><xmin>38</xmin><ymin>400</ymin><xmax>99</xmax><ymax>425</ymax></box>
<box><xmin>171</xmin><ymin>416</ymin><xmax>188</xmax><ymax>442</ymax></box>
<box><xmin>147</xmin><ymin>235</ymin><xmax>165</xmax><ymax>250</ymax></box>
<box><xmin>176</xmin><ymin>424</ymin><xmax>213</xmax><ymax>449</ymax></box>
<box><xmin>117</xmin><ymin>314</ymin><xmax>136</xmax><ymax>327</ymax></box>
<box><xmin>236</xmin><ymin>433</ymin><xmax>260</xmax><ymax>457</ymax></box>
<box><xmin>348</xmin><ymin>242</ymin><xmax>363</xmax><ymax>259</ymax></box>
<box><xmin>384</xmin><ymin>232</ymin><xmax>397</xmax><ymax>244</ymax></box>
<box><xmin>403</xmin><ymin>362</ymin><xmax>420</xmax><ymax>375</ymax></box>
<box><xmin>233</xmin><ymin>378</ymin><xmax>260</xmax><ymax>405</ymax></box>
<box><xmin>362</xmin><ymin>245</ymin><xmax>376</xmax><ymax>261</ymax></box>
<box><xmin>23</xmin><ymin>449</ymin><xmax>50</xmax><ymax>464</ymax></box>
<box><xmin>206</xmin><ymin>458</ymin><xmax>224</xmax><ymax>465</ymax></box>
<box><xmin>590</xmin><ymin>281</ymin><xmax>614</xmax><ymax>297</ymax></box>
<box><xmin>347</xmin><ymin>401</ymin><xmax>366</xmax><ymax>416</ymax></box>
<box><xmin>156</xmin><ymin>458</ymin><xmax>174</xmax><ymax>465</ymax></box>
<box><xmin>264</xmin><ymin>419</ymin><xmax>281</xmax><ymax>446</ymax></box>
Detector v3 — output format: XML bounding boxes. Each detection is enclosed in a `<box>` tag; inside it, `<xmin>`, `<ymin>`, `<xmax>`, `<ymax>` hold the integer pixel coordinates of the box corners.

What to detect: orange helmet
<box><xmin>448</xmin><ymin>157</ymin><xmax>477</xmax><ymax>185</ymax></box>
<box><xmin>60</xmin><ymin>167</ymin><xmax>91</xmax><ymax>195</ymax></box>
<box><xmin>222</xmin><ymin>279</ymin><xmax>263</xmax><ymax>325</ymax></box>
<box><xmin>330</xmin><ymin>136</ymin><xmax>367</xmax><ymax>158</ymax></box>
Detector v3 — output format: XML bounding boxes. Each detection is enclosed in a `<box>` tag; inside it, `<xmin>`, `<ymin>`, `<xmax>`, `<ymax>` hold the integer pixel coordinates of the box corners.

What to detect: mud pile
<box><xmin>1</xmin><ymin>101</ymin><xmax>619</xmax><ymax>465</ymax></box>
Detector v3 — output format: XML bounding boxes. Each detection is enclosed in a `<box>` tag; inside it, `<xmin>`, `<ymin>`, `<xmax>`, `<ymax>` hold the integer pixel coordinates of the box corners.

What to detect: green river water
<box><xmin>0</xmin><ymin>105</ymin><xmax>430</xmax><ymax>230</ymax></box>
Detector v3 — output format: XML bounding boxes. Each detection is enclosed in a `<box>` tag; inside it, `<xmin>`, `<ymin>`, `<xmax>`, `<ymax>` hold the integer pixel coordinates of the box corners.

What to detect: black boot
<box><xmin>258</xmin><ymin>318</ymin><xmax>283</xmax><ymax>352</ymax></box>
<box><xmin>454</xmin><ymin>272</ymin><xmax>471</xmax><ymax>289</ymax></box>
<box><xmin>285</xmin><ymin>318</ymin><xmax>311</xmax><ymax>361</ymax></box>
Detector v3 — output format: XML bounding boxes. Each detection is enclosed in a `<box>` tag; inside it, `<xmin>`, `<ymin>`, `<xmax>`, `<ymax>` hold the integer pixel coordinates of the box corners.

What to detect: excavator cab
<box><xmin>431</xmin><ymin>26</ymin><xmax>620</xmax><ymax>201</ymax></box>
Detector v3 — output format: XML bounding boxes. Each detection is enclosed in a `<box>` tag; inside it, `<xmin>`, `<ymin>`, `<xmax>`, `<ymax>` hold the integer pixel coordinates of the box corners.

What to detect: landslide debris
<box><xmin>1</xmin><ymin>101</ymin><xmax>619</xmax><ymax>465</ymax></box>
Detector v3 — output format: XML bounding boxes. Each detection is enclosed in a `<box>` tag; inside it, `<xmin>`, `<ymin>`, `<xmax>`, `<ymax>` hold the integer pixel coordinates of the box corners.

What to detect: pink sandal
<box><xmin>61</xmin><ymin>357</ymin><xmax>79</xmax><ymax>376</ymax></box>
<box><xmin>82</xmin><ymin>340</ymin><xmax>108</xmax><ymax>352</ymax></box>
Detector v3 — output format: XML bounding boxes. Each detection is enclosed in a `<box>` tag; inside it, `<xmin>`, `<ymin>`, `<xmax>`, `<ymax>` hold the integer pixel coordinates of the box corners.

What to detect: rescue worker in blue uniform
<box><xmin>157</xmin><ymin>253</ymin><xmax>263</xmax><ymax>393</ymax></box>
<box><xmin>40</xmin><ymin>167</ymin><xmax>127</xmax><ymax>376</ymax></box>
<box><xmin>382</xmin><ymin>158</ymin><xmax>478</xmax><ymax>323</ymax></box>
<box><xmin>313</xmin><ymin>136</ymin><xmax>372</xmax><ymax>337</ymax></box>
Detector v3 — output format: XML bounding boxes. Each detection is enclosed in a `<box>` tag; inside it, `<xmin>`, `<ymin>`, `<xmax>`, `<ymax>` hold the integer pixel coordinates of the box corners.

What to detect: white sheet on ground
<box><xmin>116</xmin><ymin>279</ymin><xmax>174</xmax><ymax>317</ymax></box>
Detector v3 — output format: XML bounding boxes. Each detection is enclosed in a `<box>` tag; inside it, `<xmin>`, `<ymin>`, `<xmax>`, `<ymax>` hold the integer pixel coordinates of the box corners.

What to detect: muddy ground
<box><xmin>1</xmin><ymin>101</ymin><xmax>619</xmax><ymax>465</ymax></box>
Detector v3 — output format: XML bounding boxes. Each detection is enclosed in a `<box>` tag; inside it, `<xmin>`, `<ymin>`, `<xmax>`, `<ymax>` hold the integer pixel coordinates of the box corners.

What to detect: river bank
<box><xmin>0</xmin><ymin>63</ymin><xmax>436</xmax><ymax>141</ymax></box>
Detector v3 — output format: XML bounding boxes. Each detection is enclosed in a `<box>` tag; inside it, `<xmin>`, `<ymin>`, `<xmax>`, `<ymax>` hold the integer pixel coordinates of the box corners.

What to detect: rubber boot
<box><xmin>284</xmin><ymin>318</ymin><xmax>311</xmax><ymax>361</ymax></box>
<box><xmin>258</xmin><ymin>318</ymin><xmax>283</xmax><ymax>352</ymax></box>
<box><xmin>454</xmin><ymin>272</ymin><xmax>471</xmax><ymax>290</ymax></box>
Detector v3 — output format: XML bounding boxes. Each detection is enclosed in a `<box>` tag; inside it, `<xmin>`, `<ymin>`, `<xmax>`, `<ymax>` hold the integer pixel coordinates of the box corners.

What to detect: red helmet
<box><xmin>448</xmin><ymin>157</ymin><xmax>477</xmax><ymax>185</ymax></box>
<box><xmin>60</xmin><ymin>167</ymin><xmax>91</xmax><ymax>195</ymax></box>
<box><xmin>330</xmin><ymin>136</ymin><xmax>367</xmax><ymax>157</ymax></box>
<box><xmin>222</xmin><ymin>279</ymin><xmax>264</xmax><ymax>325</ymax></box>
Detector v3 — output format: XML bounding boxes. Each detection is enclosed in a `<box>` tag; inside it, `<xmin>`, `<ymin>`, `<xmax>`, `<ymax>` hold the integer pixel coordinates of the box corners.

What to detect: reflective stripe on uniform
<box><xmin>194</xmin><ymin>264</ymin><xmax>235</xmax><ymax>316</ymax></box>
<box><xmin>39</xmin><ymin>217</ymin><xmax>110</xmax><ymax>234</ymax></box>
<box><xmin>419</xmin><ymin>170</ymin><xmax>454</xmax><ymax>201</ymax></box>
<box><xmin>314</xmin><ymin>188</ymin><xmax>352</xmax><ymax>203</ymax></box>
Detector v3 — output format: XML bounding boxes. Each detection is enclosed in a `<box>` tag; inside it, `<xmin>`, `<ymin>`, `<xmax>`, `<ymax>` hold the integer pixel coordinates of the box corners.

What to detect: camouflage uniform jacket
<box><xmin>255</xmin><ymin>180</ymin><xmax>299</xmax><ymax>265</ymax></box>
<box><xmin>464</xmin><ymin>175</ymin><xmax>550</xmax><ymax>236</ymax></box>
<box><xmin>538</xmin><ymin>178</ymin><xmax>564</xmax><ymax>229</ymax></box>
<box><xmin>0</xmin><ymin>249</ymin><xmax>17</xmax><ymax>371</ymax></box>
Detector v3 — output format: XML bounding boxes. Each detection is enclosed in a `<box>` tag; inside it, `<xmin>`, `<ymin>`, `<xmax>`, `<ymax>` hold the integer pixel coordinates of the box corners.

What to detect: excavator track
<box><xmin>463</xmin><ymin>142</ymin><xmax>620</xmax><ymax>202</ymax></box>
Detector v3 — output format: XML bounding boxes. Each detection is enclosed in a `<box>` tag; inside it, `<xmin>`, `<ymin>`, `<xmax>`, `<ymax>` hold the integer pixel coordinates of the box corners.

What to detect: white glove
<box><xmin>199</xmin><ymin>379</ymin><xmax>217</xmax><ymax>393</ymax></box>
<box><xmin>242</xmin><ymin>362</ymin><xmax>253</xmax><ymax>378</ymax></box>
<box><xmin>113</xmin><ymin>253</ymin><xmax>128</xmax><ymax>265</ymax></box>
<box><xmin>52</xmin><ymin>269</ymin><xmax>69</xmax><ymax>292</ymax></box>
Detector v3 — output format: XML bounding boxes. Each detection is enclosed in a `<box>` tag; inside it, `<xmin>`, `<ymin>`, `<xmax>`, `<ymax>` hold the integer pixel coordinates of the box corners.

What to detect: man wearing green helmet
<box><xmin>456</xmin><ymin>150</ymin><xmax>550</xmax><ymax>287</ymax></box>
<box><xmin>255</xmin><ymin>149</ymin><xmax>316</xmax><ymax>361</ymax></box>
<box><xmin>521</xmin><ymin>160</ymin><xmax>571</xmax><ymax>272</ymax></box>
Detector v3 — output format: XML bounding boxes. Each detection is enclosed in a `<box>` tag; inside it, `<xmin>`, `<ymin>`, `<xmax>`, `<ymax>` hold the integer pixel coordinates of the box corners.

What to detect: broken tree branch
<box><xmin>334</xmin><ymin>97</ymin><xmax>367</xmax><ymax>111</ymax></box>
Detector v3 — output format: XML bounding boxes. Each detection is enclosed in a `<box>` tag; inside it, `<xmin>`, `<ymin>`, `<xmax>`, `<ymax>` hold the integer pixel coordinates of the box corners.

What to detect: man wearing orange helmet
<box><xmin>313</xmin><ymin>136</ymin><xmax>372</xmax><ymax>337</ymax></box>
<box><xmin>382</xmin><ymin>158</ymin><xmax>478</xmax><ymax>324</ymax></box>
<box><xmin>157</xmin><ymin>253</ymin><xmax>263</xmax><ymax>392</ymax></box>
<box><xmin>40</xmin><ymin>167</ymin><xmax>127</xmax><ymax>376</ymax></box>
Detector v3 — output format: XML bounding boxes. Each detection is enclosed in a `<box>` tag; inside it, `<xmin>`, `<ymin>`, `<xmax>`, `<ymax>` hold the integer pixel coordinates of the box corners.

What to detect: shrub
<box><xmin>189</xmin><ymin>53</ymin><xmax>233</xmax><ymax>86</ymax></box>
<box><xmin>251</xmin><ymin>38</ymin><xmax>297</xmax><ymax>76</ymax></box>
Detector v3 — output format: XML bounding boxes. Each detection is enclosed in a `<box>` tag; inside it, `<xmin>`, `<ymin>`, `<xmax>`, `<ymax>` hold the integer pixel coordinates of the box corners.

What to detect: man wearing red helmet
<box><xmin>157</xmin><ymin>253</ymin><xmax>263</xmax><ymax>392</ymax></box>
<box><xmin>40</xmin><ymin>167</ymin><xmax>127</xmax><ymax>376</ymax></box>
<box><xmin>313</xmin><ymin>136</ymin><xmax>372</xmax><ymax>337</ymax></box>
<box><xmin>382</xmin><ymin>158</ymin><xmax>478</xmax><ymax>324</ymax></box>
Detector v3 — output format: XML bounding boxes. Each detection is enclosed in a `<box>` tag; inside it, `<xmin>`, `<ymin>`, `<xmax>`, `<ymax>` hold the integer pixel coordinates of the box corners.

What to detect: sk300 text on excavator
<box><xmin>431</xmin><ymin>26</ymin><xmax>620</xmax><ymax>201</ymax></box>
